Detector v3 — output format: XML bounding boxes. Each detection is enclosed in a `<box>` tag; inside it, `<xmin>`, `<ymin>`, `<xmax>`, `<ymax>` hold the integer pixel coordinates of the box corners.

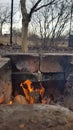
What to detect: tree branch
<box><xmin>29</xmin><ymin>0</ymin><xmax>42</xmax><ymax>21</ymax></box>
<box><xmin>34</xmin><ymin>0</ymin><xmax>55</xmax><ymax>12</ymax></box>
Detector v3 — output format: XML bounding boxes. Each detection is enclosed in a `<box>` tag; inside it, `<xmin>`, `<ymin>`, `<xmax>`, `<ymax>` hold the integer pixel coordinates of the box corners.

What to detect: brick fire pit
<box><xmin>0</xmin><ymin>53</ymin><xmax>73</xmax><ymax>105</ymax></box>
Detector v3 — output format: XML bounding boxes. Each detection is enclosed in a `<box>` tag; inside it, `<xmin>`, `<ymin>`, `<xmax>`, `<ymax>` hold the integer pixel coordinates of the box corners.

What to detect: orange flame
<box><xmin>23</xmin><ymin>80</ymin><xmax>34</xmax><ymax>92</ymax></box>
<box><xmin>20</xmin><ymin>80</ymin><xmax>34</xmax><ymax>104</ymax></box>
<box><xmin>9</xmin><ymin>100</ymin><xmax>13</xmax><ymax>105</ymax></box>
<box><xmin>20</xmin><ymin>80</ymin><xmax>45</xmax><ymax>104</ymax></box>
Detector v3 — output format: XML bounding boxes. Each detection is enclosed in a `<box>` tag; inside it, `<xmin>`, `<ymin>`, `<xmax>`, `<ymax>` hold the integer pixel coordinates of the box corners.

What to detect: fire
<box><xmin>7</xmin><ymin>79</ymin><xmax>45</xmax><ymax>105</ymax></box>
<box><xmin>20</xmin><ymin>80</ymin><xmax>35</xmax><ymax>104</ymax></box>
<box><xmin>23</xmin><ymin>80</ymin><xmax>34</xmax><ymax>92</ymax></box>
<box><xmin>19</xmin><ymin>79</ymin><xmax>45</xmax><ymax>104</ymax></box>
<box><xmin>9</xmin><ymin>100</ymin><xmax>13</xmax><ymax>105</ymax></box>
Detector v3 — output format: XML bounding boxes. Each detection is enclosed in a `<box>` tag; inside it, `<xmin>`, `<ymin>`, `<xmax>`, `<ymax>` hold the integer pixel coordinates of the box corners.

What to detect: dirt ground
<box><xmin>0</xmin><ymin>104</ymin><xmax>73</xmax><ymax>130</ymax></box>
<box><xmin>0</xmin><ymin>44</ymin><xmax>73</xmax><ymax>56</ymax></box>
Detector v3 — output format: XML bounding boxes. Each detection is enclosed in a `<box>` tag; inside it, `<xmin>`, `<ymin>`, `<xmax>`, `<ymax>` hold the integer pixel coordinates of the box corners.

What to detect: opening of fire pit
<box><xmin>8</xmin><ymin>54</ymin><xmax>64</xmax><ymax>104</ymax></box>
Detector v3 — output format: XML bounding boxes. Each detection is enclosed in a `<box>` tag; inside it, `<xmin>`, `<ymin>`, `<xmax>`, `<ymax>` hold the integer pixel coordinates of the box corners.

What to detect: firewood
<box><xmin>14</xmin><ymin>95</ymin><xmax>27</xmax><ymax>104</ymax></box>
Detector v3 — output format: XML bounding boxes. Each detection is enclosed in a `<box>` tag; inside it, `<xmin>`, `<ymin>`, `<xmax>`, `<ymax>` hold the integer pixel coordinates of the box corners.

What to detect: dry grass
<box><xmin>0</xmin><ymin>35</ymin><xmax>69</xmax><ymax>48</ymax></box>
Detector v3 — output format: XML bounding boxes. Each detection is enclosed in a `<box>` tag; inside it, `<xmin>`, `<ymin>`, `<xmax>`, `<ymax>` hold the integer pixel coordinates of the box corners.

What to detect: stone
<box><xmin>0</xmin><ymin>104</ymin><xmax>73</xmax><ymax>130</ymax></box>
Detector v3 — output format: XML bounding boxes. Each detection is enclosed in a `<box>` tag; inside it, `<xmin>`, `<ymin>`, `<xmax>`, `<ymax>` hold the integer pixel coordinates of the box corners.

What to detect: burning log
<box><xmin>29</xmin><ymin>90</ymin><xmax>41</xmax><ymax>103</ymax></box>
<box><xmin>41</xmin><ymin>96</ymin><xmax>47</xmax><ymax>104</ymax></box>
<box><xmin>39</xmin><ymin>82</ymin><xmax>45</xmax><ymax>98</ymax></box>
<box><xmin>14</xmin><ymin>95</ymin><xmax>27</xmax><ymax>104</ymax></box>
<box><xmin>41</xmin><ymin>94</ymin><xmax>54</xmax><ymax>104</ymax></box>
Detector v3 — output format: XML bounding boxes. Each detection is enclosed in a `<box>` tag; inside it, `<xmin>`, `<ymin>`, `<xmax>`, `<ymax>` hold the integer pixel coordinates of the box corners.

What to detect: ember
<box><xmin>9</xmin><ymin>100</ymin><xmax>13</xmax><ymax>105</ymax></box>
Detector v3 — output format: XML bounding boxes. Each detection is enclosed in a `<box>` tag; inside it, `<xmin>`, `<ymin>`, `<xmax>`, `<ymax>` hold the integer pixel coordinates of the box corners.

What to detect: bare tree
<box><xmin>30</xmin><ymin>0</ymin><xmax>73</xmax><ymax>47</ymax></box>
<box><xmin>20</xmin><ymin>0</ymin><xmax>55</xmax><ymax>53</ymax></box>
<box><xmin>20</xmin><ymin>0</ymin><xmax>73</xmax><ymax>52</ymax></box>
<box><xmin>51</xmin><ymin>0</ymin><xmax>73</xmax><ymax>44</ymax></box>
<box><xmin>30</xmin><ymin>1</ymin><xmax>59</xmax><ymax>48</ymax></box>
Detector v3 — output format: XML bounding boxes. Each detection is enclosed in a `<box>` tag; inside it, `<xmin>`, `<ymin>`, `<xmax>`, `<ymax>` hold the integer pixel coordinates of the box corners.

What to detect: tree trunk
<box><xmin>22</xmin><ymin>20</ymin><xmax>29</xmax><ymax>53</ymax></box>
<box><xmin>0</xmin><ymin>23</ymin><xmax>3</xmax><ymax>36</ymax></box>
<box><xmin>20</xmin><ymin>0</ymin><xmax>29</xmax><ymax>53</ymax></box>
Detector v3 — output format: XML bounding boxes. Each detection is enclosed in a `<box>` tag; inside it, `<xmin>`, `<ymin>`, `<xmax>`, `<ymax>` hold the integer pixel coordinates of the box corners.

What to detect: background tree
<box><xmin>30</xmin><ymin>1</ymin><xmax>56</xmax><ymax>49</ymax></box>
<box><xmin>0</xmin><ymin>3</ymin><xmax>18</xmax><ymax>36</ymax></box>
<box><xmin>0</xmin><ymin>6</ymin><xmax>11</xmax><ymax>36</ymax></box>
<box><xmin>30</xmin><ymin>0</ymin><xmax>73</xmax><ymax>47</ymax></box>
